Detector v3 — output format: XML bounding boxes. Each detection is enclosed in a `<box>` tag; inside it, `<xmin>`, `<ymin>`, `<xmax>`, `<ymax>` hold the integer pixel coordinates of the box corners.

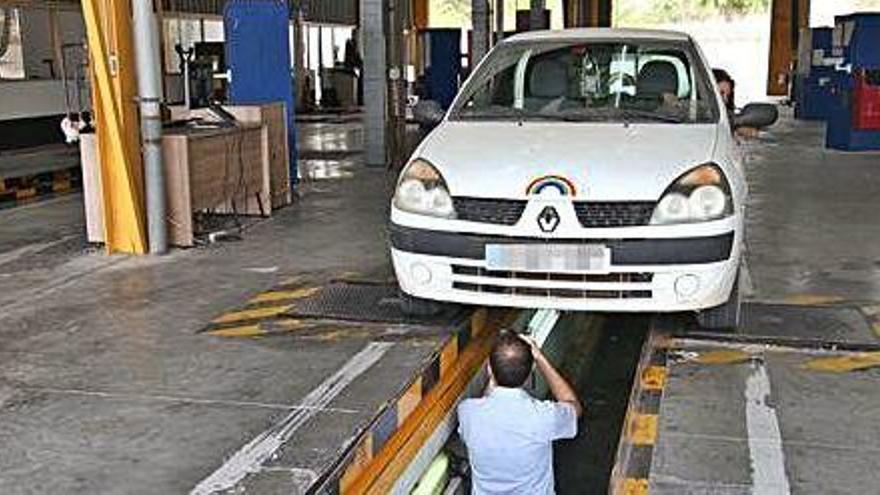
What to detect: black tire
<box><xmin>399</xmin><ymin>291</ymin><xmax>444</xmax><ymax>317</ymax></box>
<box><xmin>697</xmin><ymin>272</ymin><xmax>741</xmax><ymax>331</ymax></box>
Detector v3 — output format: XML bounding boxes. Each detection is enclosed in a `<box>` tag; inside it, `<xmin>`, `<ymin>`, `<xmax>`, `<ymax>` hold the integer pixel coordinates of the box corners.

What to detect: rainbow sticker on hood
<box><xmin>526</xmin><ymin>175</ymin><xmax>577</xmax><ymax>196</ymax></box>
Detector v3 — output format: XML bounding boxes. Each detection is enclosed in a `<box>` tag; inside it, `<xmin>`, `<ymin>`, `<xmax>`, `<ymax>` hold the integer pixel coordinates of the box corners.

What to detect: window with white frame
<box><xmin>0</xmin><ymin>8</ymin><xmax>25</xmax><ymax>80</ymax></box>
<box><xmin>163</xmin><ymin>18</ymin><xmax>202</xmax><ymax>73</ymax></box>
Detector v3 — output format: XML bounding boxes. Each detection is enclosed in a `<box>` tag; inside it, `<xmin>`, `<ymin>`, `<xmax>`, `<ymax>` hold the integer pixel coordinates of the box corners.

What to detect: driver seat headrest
<box><xmin>529</xmin><ymin>58</ymin><xmax>568</xmax><ymax>99</ymax></box>
<box><xmin>637</xmin><ymin>60</ymin><xmax>679</xmax><ymax>97</ymax></box>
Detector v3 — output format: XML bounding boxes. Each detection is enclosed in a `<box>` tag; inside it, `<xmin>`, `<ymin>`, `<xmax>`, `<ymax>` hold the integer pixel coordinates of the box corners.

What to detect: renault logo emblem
<box><xmin>537</xmin><ymin>206</ymin><xmax>560</xmax><ymax>233</ymax></box>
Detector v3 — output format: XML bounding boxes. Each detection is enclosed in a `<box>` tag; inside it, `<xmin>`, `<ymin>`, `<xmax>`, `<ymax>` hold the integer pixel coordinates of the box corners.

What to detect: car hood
<box><xmin>418</xmin><ymin>121</ymin><xmax>719</xmax><ymax>201</ymax></box>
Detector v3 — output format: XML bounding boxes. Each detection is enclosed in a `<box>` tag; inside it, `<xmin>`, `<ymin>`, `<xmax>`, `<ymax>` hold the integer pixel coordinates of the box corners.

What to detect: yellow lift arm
<box><xmin>82</xmin><ymin>0</ymin><xmax>148</xmax><ymax>254</ymax></box>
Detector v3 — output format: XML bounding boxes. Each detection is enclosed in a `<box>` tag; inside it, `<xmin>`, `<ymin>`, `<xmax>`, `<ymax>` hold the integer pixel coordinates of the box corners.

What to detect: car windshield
<box><xmin>450</xmin><ymin>39</ymin><xmax>719</xmax><ymax>124</ymax></box>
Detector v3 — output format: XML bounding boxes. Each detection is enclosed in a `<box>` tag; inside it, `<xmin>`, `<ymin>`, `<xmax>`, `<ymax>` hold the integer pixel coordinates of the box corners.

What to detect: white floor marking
<box><xmin>191</xmin><ymin>341</ymin><xmax>394</xmax><ymax>494</ymax></box>
<box><xmin>744</xmin><ymin>360</ymin><xmax>791</xmax><ymax>495</ymax></box>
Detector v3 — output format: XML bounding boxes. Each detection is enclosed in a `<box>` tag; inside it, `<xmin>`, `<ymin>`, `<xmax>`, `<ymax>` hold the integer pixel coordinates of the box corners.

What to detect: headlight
<box><xmin>651</xmin><ymin>164</ymin><xmax>733</xmax><ymax>225</ymax></box>
<box><xmin>393</xmin><ymin>159</ymin><xmax>456</xmax><ymax>218</ymax></box>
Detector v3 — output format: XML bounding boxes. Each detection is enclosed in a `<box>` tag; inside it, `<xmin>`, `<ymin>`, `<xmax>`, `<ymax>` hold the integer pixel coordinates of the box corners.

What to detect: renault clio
<box><xmin>390</xmin><ymin>29</ymin><xmax>777</xmax><ymax>329</ymax></box>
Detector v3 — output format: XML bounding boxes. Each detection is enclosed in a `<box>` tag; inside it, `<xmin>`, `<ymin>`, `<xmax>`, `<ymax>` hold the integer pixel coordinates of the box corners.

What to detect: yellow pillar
<box><xmin>82</xmin><ymin>0</ymin><xmax>148</xmax><ymax>254</ymax></box>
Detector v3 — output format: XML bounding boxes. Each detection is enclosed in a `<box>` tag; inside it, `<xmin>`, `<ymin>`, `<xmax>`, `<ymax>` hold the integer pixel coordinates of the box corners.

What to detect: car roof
<box><xmin>504</xmin><ymin>27</ymin><xmax>692</xmax><ymax>43</ymax></box>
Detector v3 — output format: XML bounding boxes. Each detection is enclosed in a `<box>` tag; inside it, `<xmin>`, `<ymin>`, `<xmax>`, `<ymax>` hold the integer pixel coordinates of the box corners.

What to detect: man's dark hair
<box><xmin>489</xmin><ymin>331</ymin><xmax>534</xmax><ymax>387</ymax></box>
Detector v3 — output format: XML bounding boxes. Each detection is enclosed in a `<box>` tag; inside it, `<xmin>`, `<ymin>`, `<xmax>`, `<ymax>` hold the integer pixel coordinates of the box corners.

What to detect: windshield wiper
<box><xmin>457</xmin><ymin>108</ymin><xmax>574</xmax><ymax>123</ymax></box>
<box><xmin>554</xmin><ymin>110</ymin><xmax>615</xmax><ymax>122</ymax></box>
<box><xmin>617</xmin><ymin>108</ymin><xmax>685</xmax><ymax>124</ymax></box>
<box><xmin>456</xmin><ymin>105</ymin><xmax>526</xmax><ymax>121</ymax></box>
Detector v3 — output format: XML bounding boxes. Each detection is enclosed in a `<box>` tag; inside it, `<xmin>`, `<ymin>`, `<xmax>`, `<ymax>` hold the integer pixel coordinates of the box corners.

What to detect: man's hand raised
<box><xmin>518</xmin><ymin>334</ymin><xmax>541</xmax><ymax>357</ymax></box>
<box><xmin>519</xmin><ymin>332</ymin><xmax>584</xmax><ymax>418</ymax></box>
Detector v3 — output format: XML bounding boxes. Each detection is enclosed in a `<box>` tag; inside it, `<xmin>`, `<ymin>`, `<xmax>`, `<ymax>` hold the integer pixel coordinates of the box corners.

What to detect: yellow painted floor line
<box><xmin>628</xmin><ymin>413</ymin><xmax>658</xmax><ymax>446</ymax></box>
<box><xmin>209</xmin><ymin>325</ymin><xmax>265</xmax><ymax>338</ymax></box>
<box><xmin>692</xmin><ymin>349</ymin><xmax>753</xmax><ymax>365</ymax></box>
<box><xmin>617</xmin><ymin>478</ymin><xmax>649</xmax><ymax>495</ymax></box>
<box><xmin>640</xmin><ymin>365</ymin><xmax>667</xmax><ymax>391</ymax></box>
<box><xmin>278</xmin><ymin>275</ymin><xmax>303</xmax><ymax>285</ymax></box>
<box><xmin>802</xmin><ymin>352</ymin><xmax>880</xmax><ymax>373</ymax></box>
<box><xmin>249</xmin><ymin>287</ymin><xmax>320</xmax><ymax>304</ymax></box>
<box><xmin>208</xmin><ymin>319</ymin><xmax>307</xmax><ymax>338</ymax></box>
<box><xmin>213</xmin><ymin>305</ymin><xmax>292</xmax><ymax>324</ymax></box>
<box><xmin>781</xmin><ymin>294</ymin><xmax>845</xmax><ymax>306</ymax></box>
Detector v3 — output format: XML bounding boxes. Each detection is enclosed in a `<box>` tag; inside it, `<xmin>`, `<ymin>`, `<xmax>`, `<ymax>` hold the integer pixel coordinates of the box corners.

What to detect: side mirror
<box><xmin>413</xmin><ymin>100</ymin><xmax>445</xmax><ymax>129</ymax></box>
<box><xmin>733</xmin><ymin>103</ymin><xmax>778</xmax><ymax>130</ymax></box>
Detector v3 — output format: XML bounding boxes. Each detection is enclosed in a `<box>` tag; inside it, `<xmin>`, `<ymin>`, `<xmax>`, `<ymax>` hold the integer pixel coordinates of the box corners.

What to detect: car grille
<box><xmin>452</xmin><ymin>282</ymin><xmax>652</xmax><ymax>299</ymax></box>
<box><xmin>451</xmin><ymin>265</ymin><xmax>653</xmax><ymax>299</ymax></box>
<box><xmin>453</xmin><ymin>197</ymin><xmax>527</xmax><ymax>225</ymax></box>
<box><xmin>452</xmin><ymin>198</ymin><xmax>656</xmax><ymax>228</ymax></box>
<box><xmin>451</xmin><ymin>265</ymin><xmax>653</xmax><ymax>283</ymax></box>
<box><xmin>573</xmin><ymin>201</ymin><xmax>656</xmax><ymax>228</ymax></box>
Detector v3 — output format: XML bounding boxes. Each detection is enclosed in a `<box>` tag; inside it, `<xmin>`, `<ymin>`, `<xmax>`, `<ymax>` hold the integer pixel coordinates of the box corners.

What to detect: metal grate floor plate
<box><xmin>286</xmin><ymin>281</ymin><xmax>463</xmax><ymax>325</ymax></box>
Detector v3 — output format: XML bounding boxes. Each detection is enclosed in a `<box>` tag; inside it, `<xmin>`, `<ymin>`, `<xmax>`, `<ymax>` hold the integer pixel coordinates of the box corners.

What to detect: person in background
<box><xmin>713</xmin><ymin>68</ymin><xmax>737</xmax><ymax>113</ymax></box>
<box><xmin>457</xmin><ymin>331</ymin><xmax>583</xmax><ymax>495</ymax></box>
<box><xmin>343</xmin><ymin>30</ymin><xmax>363</xmax><ymax>106</ymax></box>
<box><xmin>713</xmin><ymin>68</ymin><xmax>759</xmax><ymax>138</ymax></box>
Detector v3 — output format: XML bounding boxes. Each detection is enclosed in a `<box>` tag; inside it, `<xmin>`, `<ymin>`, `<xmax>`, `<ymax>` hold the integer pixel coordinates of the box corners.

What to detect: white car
<box><xmin>390</xmin><ymin>29</ymin><xmax>776</xmax><ymax>329</ymax></box>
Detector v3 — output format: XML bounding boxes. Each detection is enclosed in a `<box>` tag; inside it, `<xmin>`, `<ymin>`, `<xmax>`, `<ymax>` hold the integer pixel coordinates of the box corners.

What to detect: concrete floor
<box><xmin>2</xmin><ymin>110</ymin><xmax>879</xmax><ymax>494</ymax></box>
<box><xmin>743</xmin><ymin>112</ymin><xmax>880</xmax><ymax>303</ymax></box>
<box><xmin>650</xmin><ymin>338</ymin><xmax>880</xmax><ymax>495</ymax></box>
<box><xmin>646</xmin><ymin>109</ymin><xmax>880</xmax><ymax>494</ymax></box>
<box><xmin>0</xmin><ymin>121</ymin><xmax>447</xmax><ymax>494</ymax></box>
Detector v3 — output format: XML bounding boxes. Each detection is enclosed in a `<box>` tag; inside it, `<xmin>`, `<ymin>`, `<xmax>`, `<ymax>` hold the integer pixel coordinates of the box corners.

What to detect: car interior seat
<box><xmin>525</xmin><ymin>58</ymin><xmax>569</xmax><ymax>112</ymax></box>
<box><xmin>635</xmin><ymin>60</ymin><xmax>679</xmax><ymax>109</ymax></box>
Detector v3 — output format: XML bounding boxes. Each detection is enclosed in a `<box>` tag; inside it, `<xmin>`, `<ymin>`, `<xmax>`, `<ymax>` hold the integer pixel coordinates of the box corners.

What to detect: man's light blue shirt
<box><xmin>457</xmin><ymin>386</ymin><xmax>578</xmax><ymax>495</ymax></box>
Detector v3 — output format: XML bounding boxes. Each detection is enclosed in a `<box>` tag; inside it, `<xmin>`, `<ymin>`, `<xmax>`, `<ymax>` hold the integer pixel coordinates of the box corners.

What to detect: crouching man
<box><xmin>458</xmin><ymin>331</ymin><xmax>584</xmax><ymax>494</ymax></box>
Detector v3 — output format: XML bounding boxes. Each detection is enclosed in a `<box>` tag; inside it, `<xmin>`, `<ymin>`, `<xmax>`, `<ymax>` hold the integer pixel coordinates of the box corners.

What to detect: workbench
<box><xmin>162</xmin><ymin>123</ymin><xmax>267</xmax><ymax>246</ymax></box>
<box><xmin>81</xmin><ymin>114</ymin><xmax>281</xmax><ymax>247</ymax></box>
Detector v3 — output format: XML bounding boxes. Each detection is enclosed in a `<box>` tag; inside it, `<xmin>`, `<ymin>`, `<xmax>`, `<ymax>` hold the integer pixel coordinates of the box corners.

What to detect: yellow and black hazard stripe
<box><xmin>611</xmin><ymin>334</ymin><xmax>670</xmax><ymax>495</ymax></box>
<box><xmin>0</xmin><ymin>168</ymin><xmax>80</xmax><ymax>210</ymax></box>
<box><xmin>311</xmin><ymin>308</ymin><xmax>517</xmax><ymax>494</ymax></box>
<box><xmin>200</xmin><ymin>276</ymin><xmax>320</xmax><ymax>337</ymax></box>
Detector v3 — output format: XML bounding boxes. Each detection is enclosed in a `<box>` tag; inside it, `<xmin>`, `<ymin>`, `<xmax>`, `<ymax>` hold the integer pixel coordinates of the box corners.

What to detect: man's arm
<box><xmin>523</xmin><ymin>335</ymin><xmax>584</xmax><ymax>417</ymax></box>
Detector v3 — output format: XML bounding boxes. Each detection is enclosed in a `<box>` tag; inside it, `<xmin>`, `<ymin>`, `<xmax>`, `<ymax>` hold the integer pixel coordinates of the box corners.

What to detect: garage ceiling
<box><xmin>1</xmin><ymin>0</ymin><xmax>358</xmax><ymax>24</ymax></box>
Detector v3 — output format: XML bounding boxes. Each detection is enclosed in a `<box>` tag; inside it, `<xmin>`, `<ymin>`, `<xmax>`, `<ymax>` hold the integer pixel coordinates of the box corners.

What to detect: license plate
<box><xmin>485</xmin><ymin>244</ymin><xmax>611</xmax><ymax>273</ymax></box>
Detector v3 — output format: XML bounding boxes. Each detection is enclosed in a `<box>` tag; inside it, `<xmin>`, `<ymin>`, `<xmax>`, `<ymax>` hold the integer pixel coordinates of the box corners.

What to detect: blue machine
<box><xmin>794</xmin><ymin>27</ymin><xmax>835</xmax><ymax>120</ymax></box>
<box><xmin>826</xmin><ymin>13</ymin><xmax>880</xmax><ymax>151</ymax></box>
<box><xmin>422</xmin><ymin>29</ymin><xmax>462</xmax><ymax>110</ymax></box>
<box><xmin>224</xmin><ymin>0</ymin><xmax>297</xmax><ymax>181</ymax></box>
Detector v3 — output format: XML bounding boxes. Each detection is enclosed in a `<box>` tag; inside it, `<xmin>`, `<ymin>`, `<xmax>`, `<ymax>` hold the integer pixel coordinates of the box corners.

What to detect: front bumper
<box><xmin>390</xmin><ymin>223</ymin><xmax>740</xmax><ymax>312</ymax></box>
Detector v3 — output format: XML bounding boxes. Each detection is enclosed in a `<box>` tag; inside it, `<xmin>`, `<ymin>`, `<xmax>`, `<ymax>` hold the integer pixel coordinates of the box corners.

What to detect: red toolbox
<box><xmin>853</xmin><ymin>69</ymin><xmax>880</xmax><ymax>130</ymax></box>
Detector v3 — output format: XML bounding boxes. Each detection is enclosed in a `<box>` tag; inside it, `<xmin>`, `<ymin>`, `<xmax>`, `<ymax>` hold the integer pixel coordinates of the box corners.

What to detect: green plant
<box><xmin>615</xmin><ymin>0</ymin><xmax>770</xmax><ymax>26</ymax></box>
